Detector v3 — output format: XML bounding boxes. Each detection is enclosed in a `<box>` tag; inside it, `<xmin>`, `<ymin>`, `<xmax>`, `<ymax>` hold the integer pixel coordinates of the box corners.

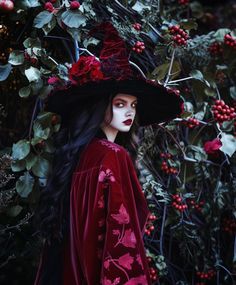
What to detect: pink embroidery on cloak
<box><xmin>100</xmin><ymin>140</ymin><xmax>121</xmax><ymax>152</ymax></box>
<box><xmin>99</xmin><ymin>169</ymin><xmax>115</xmax><ymax>183</ymax></box>
<box><xmin>124</xmin><ymin>275</ymin><xmax>148</xmax><ymax>285</ymax></box>
<box><xmin>120</xmin><ymin>229</ymin><xmax>137</xmax><ymax>248</ymax></box>
<box><xmin>98</xmin><ymin>195</ymin><xmax>105</xmax><ymax>208</ymax></box>
<box><xmin>103</xmin><ymin>277</ymin><xmax>121</xmax><ymax>285</ymax></box>
<box><xmin>111</xmin><ymin>204</ymin><xmax>130</xmax><ymax>224</ymax></box>
<box><xmin>136</xmin><ymin>254</ymin><xmax>144</xmax><ymax>270</ymax></box>
<box><xmin>117</xmin><ymin>253</ymin><xmax>134</xmax><ymax>270</ymax></box>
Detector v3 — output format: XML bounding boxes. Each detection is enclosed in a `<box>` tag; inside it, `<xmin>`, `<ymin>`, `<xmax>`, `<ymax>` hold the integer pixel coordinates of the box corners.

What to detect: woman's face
<box><xmin>104</xmin><ymin>93</ymin><xmax>137</xmax><ymax>133</ymax></box>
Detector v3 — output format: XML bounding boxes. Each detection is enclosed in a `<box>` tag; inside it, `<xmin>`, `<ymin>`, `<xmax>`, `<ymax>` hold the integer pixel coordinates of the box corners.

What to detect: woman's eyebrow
<box><xmin>114</xmin><ymin>98</ymin><xmax>137</xmax><ymax>103</ymax></box>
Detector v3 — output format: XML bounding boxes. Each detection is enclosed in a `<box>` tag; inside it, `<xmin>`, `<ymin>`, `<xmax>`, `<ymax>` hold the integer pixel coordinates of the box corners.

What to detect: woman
<box><xmin>34</xmin><ymin>22</ymin><xmax>183</xmax><ymax>285</ymax></box>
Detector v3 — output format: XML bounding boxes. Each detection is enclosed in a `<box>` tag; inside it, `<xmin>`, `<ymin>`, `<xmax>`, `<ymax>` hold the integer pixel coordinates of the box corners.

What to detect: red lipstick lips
<box><xmin>123</xmin><ymin>119</ymin><xmax>132</xmax><ymax>126</ymax></box>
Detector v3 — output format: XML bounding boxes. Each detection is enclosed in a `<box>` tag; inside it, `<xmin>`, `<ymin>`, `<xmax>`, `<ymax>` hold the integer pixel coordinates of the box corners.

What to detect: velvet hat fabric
<box><xmin>46</xmin><ymin>22</ymin><xmax>183</xmax><ymax>126</ymax></box>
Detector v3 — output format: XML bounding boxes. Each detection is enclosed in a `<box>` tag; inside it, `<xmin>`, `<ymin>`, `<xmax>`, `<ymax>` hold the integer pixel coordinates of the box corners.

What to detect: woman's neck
<box><xmin>100</xmin><ymin>125</ymin><xmax>118</xmax><ymax>142</ymax></box>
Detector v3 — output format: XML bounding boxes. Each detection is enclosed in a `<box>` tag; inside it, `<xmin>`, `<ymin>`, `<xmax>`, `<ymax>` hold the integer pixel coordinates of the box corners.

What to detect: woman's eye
<box><xmin>115</xmin><ymin>103</ymin><xmax>124</xmax><ymax>107</ymax></box>
<box><xmin>131</xmin><ymin>103</ymin><xmax>137</xmax><ymax>108</ymax></box>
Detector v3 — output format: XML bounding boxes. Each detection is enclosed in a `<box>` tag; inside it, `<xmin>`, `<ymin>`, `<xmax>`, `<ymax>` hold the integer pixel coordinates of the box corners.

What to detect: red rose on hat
<box><xmin>69</xmin><ymin>56</ymin><xmax>104</xmax><ymax>85</ymax></box>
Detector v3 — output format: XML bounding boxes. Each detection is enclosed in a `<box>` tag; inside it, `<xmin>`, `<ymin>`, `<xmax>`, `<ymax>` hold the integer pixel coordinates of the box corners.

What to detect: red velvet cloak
<box><xmin>35</xmin><ymin>138</ymin><xmax>151</xmax><ymax>285</ymax></box>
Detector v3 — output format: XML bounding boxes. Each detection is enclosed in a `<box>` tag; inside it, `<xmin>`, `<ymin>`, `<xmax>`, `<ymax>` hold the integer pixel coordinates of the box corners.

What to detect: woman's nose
<box><xmin>126</xmin><ymin>108</ymin><xmax>135</xmax><ymax>117</ymax></box>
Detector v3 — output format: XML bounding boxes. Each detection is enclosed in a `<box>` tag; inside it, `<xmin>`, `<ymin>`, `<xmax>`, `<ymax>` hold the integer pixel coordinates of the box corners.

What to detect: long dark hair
<box><xmin>35</xmin><ymin>93</ymin><xmax>139</xmax><ymax>243</ymax></box>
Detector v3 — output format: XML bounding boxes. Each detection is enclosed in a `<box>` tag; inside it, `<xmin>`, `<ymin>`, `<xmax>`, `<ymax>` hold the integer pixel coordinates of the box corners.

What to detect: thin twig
<box><xmin>164</xmin><ymin>48</ymin><xmax>176</xmax><ymax>87</ymax></box>
<box><xmin>168</xmin><ymin>76</ymin><xmax>193</xmax><ymax>84</ymax></box>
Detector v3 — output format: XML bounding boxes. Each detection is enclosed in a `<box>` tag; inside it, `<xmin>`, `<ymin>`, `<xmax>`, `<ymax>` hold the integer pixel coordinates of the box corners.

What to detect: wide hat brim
<box><xmin>46</xmin><ymin>78</ymin><xmax>183</xmax><ymax>126</ymax></box>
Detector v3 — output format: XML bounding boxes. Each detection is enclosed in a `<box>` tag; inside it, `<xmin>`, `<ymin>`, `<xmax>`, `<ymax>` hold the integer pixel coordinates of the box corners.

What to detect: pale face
<box><xmin>101</xmin><ymin>93</ymin><xmax>137</xmax><ymax>142</ymax></box>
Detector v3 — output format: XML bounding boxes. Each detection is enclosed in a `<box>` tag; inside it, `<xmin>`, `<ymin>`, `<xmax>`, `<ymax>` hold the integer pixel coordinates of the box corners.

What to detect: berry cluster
<box><xmin>70</xmin><ymin>1</ymin><xmax>80</xmax><ymax>10</ymax></box>
<box><xmin>44</xmin><ymin>2</ymin><xmax>54</xmax><ymax>12</ymax></box>
<box><xmin>132</xmin><ymin>23</ymin><xmax>141</xmax><ymax>31</ymax></box>
<box><xmin>160</xmin><ymin>153</ymin><xmax>178</xmax><ymax>175</ymax></box>
<box><xmin>172</xmin><ymin>194</ymin><xmax>188</xmax><ymax>212</ymax></box>
<box><xmin>212</xmin><ymin>100</ymin><xmax>235</xmax><ymax>123</ymax></box>
<box><xmin>147</xmin><ymin>257</ymin><xmax>159</xmax><ymax>282</ymax></box>
<box><xmin>178</xmin><ymin>0</ymin><xmax>189</xmax><ymax>5</ymax></box>
<box><xmin>24</xmin><ymin>52</ymin><xmax>38</xmax><ymax>65</ymax></box>
<box><xmin>144</xmin><ymin>214</ymin><xmax>157</xmax><ymax>236</ymax></box>
<box><xmin>222</xmin><ymin>218</ymin><xmax>236</xmax><ymax>234</ymax></box>
<box><xmin>208</xmin><ymin>42</ymin><xmax>223</xmax><ymax>56</ymax></box>
<box><xmin>0</xmin><ymin>0</ymin><xmax>14</xmax><ymax>12</ymax></box>
<box><xmin>224</xmin><ymin>34</ymin><xmax>236</xmax><ymax>49</ymax></box>
<box><xmin>132</xmin><ymin>41</ymin><xmax>145</xmax><ymax>53</ymax></box>
<box><xmin>168</xmin><ymin>25</ymin><xmax>189</xmax><ymax>46</ymax></box>
<box><xmin>182</xmin><ymin>117</ymin><xmax>200</xmax><ymax>128</ymax></box>
<box><xmin>196</xmin><ymin>269</ymin><xmax>216</xmax><ymax>281</ymax></box>
<box><xmin>188</xmin><ymin>199</ymin><xmax>204</xmax><ymax>211</ymax></box>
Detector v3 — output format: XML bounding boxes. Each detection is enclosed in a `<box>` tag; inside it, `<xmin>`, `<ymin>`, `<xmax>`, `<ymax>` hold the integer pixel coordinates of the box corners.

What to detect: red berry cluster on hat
<box><xmin>132</xmin><ymin>41</ymin><xmax>145</xmax><ymax>53</ymax></box>
<box><xmin>169</xmin><ymin>25</ymin><xmax>189</xmax><ymax>46</ymax></box>
<box><xmin>132</xmin><ymin>23</ymin><xmax>142</xmax><ymax>31</ymax></box>
<box><xmin>224</xmin><ymin>33</ymin><xmax>236</xmax><ymax>49</ymax></box>
<box><xmin>212</xmin><ymin>99</ymin><xmax>235</xmax><ymax>123</ymax></box>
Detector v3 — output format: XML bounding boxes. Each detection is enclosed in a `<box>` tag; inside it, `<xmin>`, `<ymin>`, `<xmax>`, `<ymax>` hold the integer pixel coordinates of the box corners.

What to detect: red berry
<box><xmin>0</xmin><ymin>0</ymin><xmax>14</xmax><ymax>11</ymax></box>
<box><xmin>70</xmin><ymin>1</ymin><xmax>80</xmax><ymax>10</ymax></box>
<box><xmin>44</xmin><ymin>2</ymin><xmax>54</xmax><ymax>12</ymax></box>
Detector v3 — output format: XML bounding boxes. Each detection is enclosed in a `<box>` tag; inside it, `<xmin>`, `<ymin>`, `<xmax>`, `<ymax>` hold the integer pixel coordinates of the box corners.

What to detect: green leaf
<box><xmin>186</xmin><ymin>145</ymin><xmax>207</xmax><ymax>161</ymax></box>
<box><xmin>42</xmin><ymin>16</ymin><xmax>57</xmax><ymax>35</ymax></box>
<box><xmin>31</xmin><ymin>79</ymin><xmax>44</xmax><ymax>94</ymax></box>
<box><xmin>33</xmin><ymin>121</ymin><xmax>50</xmax><ymax>140</ymax></box>
<box><xmin>180</xmin><ymin>19</ymin><xmax>198</xmax><ymax>31</ymax></box>
<box><xmin>0</xmin><ymin>63</ymin><xmax>12</xmax><ymax>81</ymax></box>
<box><xmin>194</xmin><ymin>102</ymin><xmax>207</xmax><ymax>120</ymax></box>
<box><xmin>11</xmin><ymin>159</ymin><xmax>26</xmax><ymax>172</ymax></box>
<box><xmin>190</xmin><ymin>70</ymin><xmax>210</xmax><ymax>87</ymax></box>
<box><xmin>33</xmin><ymin>11</ymin><xmax>54</xmax><ymax>29</ymax></box>
<box><xmin>38</xmin><ymin>85</ymin><xmax>53</xmax><ymax>99</ymax></box>
<box><xmin>18</xmin><ymin>0</ymin><xmax>40</xmax><ymax>8</ymax></box>
<box><xmin>189</xmin><ymin>1</ymin><xmax>204</xmax><ymax>19</ymax></box>
<box><xmin>32</xmin><ymin>156</ymin><xmax>51</xmax><ymax>178</ymax></box>
<box><xmin>152</xmin><ymin>61</ymin><xmax>181</xmax><ymax>81</ymax></box>
<box><xmin>16</xmin><ymin>172</ymin><xmax>35</xmax><ymax>198</ymax></box>
<box><xmin>19</xmin><ymin>85</ymin><xmax>32</xmax><ymax>98</ymax></box>
<box><xmin>25</xmin><ymin>67</ymin><xmax>41</xmax><ymax>82</ymax></box>
<box><xmin>214</xmin><ymin>28</ymin><xmax>231</xmax><ymax>42</ymax></box>
<box><xmin>6</xmin><ymin>205</ymin><xmax>23</xmax><ymax>217</ymax></box>
<box><xmin>25</xmin><ymin>152</ymin><xmax>37</xmax><ymax>170</ymax></box>
<box><xmin>83</xmin><ymin>37</ymin><xmax>100</xmax><ymax>48</ymax></box>
<box><xmin>8</xmin><ymin>51</ymin><xmax>25</xmax><ymax>65</ymax></box>
<box><xmin>12</xmin><ymin>139</ymin><xmax>31</xmax><ymax>160</ymax></box>
<box><xmin>61</xmin><ymin>10</ymin><xmax>86</xmax><ymax>28</ymax></box>
<box><xmin>132</xmin><ymin>1</ymin><xmax>151</xmax><ymax>13</ymax></box>
<box><xmin>220</xmin><ymin>133</ymin><xmax>236</xmax><ymax>157</ymax></box>
<box><xmin>23</xmin><ymin>37</ymin><xmax>41</xmax><ymax>48</ymax></box>
<box><xmin>230</xmin><ymin>86</ymin><xmax>236</xmax><ymax>100</ymax></box>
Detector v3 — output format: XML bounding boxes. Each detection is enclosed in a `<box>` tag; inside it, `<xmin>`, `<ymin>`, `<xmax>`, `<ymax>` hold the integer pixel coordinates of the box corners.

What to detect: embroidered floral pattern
<box><xmin>102</xmin><ymin>204</ymin><xmax>148</xmax><ymax>284</ymax></box>
<box><xmin>99</xmin><ymin>169</ymin><xmax>115</xmax><ymax>183</ymax></box>
<box><xmin>111</xmin><ymin>204</ymin><xmax>130</xmax><ymax>224</ymax></box>
<box><xmin>100</xmin><ymin>140</ymin><xmax>121</xmax><ymax>152</ymax></box>
<box><xmin>117</xmin><ymin>253</ymin><xmax>134</xmax><ymax>270</ymax></box>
